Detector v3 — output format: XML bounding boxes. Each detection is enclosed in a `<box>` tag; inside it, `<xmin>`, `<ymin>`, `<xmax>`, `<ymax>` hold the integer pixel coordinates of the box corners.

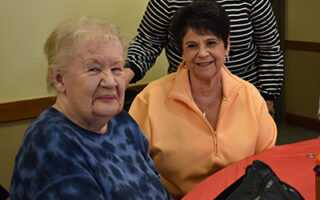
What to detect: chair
<box><xmin>0</xmin><ymin>185</ymin><xmax>9</xmax><ymax>200</ymax></box>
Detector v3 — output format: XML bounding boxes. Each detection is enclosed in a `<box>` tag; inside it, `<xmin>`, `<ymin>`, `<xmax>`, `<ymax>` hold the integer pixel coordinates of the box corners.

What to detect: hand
<box><xmin>123</xmin><ymin>68</ymin><xmax>135</xmax><ymax>88</ymax></box>
<box><xmin>266</xmin><ymin>100</ymin><xmax>274</xmax><ymax>117</ymax></box>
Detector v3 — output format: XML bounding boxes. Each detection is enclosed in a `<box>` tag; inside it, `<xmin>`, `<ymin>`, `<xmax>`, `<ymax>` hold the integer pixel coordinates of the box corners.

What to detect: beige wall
<box><xmin>285</xmin><ymin>1</ymin><xmax>320</xmax><ymax>119</ymax></box>
<box><xmin>0</xmin><ymin>119</ymin><xmax>32</xmax><ymax>191</ymax></box>
<box><xmin>0</xmin><ymin>0</ymin><xmax>167</xmax><ymax>103</ymax></box>
<box><xmin>285</xmin><ymin>1</ymin><xmax>320</xmax><ymax>42</ymax></box>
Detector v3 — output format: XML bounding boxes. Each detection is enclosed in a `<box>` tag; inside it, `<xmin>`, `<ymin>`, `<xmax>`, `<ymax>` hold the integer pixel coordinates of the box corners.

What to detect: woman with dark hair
<box><xmin>124</xmin><ymin>0</ymin><xmax>284</xmax><ymax>114</ymax></box>
<box><xmin>129</xmin><ymin>1</ymin><xmax>277</xmax><ymax>199</ymax></box>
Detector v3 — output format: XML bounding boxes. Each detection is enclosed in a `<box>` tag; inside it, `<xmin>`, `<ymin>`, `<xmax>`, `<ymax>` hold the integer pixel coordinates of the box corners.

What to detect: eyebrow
<box><xmin>184</xmin><ymin>41</ymin><xmax>196</xmax><ymax>44</ymax></box>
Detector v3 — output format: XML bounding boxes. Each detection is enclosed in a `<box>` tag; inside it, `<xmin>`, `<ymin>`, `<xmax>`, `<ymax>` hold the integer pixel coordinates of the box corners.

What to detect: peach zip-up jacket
<box><xmin>129</xmin><ymin>63</ymin><xmax>277</xmax><ymax>199</ymax></box>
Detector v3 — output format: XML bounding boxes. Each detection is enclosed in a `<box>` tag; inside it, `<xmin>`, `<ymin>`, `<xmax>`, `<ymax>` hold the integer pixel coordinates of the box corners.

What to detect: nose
<box><xmin>100</xmin><ymin>71</ymin><xmax>117</xmax><ymax>88</ymax></box>
<box><xmin>198</xmin><ymin>46</ymin><xmax>209</xmax><ymax>58</ymax></box>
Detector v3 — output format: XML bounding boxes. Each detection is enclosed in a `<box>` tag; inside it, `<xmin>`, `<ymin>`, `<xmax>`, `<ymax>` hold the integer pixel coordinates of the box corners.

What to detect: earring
<box><xmin>225</xmin><ymin>55</ymin><xmax>229</xmax><ymax>63</ymax></box>
<box><xmin>182</xmin><ymin>61</ymin><xmax>187</xmax><ymax>68</ymax></box>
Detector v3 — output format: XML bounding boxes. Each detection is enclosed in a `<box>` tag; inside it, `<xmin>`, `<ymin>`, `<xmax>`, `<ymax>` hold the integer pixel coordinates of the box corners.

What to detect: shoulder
<box><xmin>235</xmin><ymin>75</ymin><xmax>263</xmax><ymax>100</ymax></box>
<box><xmin>21</xmin><ymin>108</ymin><xmax>69</xmax><ymax>146</ymax></box>
<box><xmin>109</xmin><ymin>110</ymin><xmax>149</xmax><ymax>152</ymax></box>
<box><xmin>11</xmin><ymin>114</ymin><xmax>92</xmax><ymax>199</ymax></box>
<box><xmin>22</xmin><ymin>108</ymin><xmax>82</xmax><ymax>149</ymax></box>
<box><xmin>137</xmin><ymin>73</ymin><xmax>176</xmax><ymax>99</ymax></box>
<box><xmin>14</xmin><ymin>108</ymin><xmax>91</xmax><ymax>176</ymax></box>
<box><xmin>110</xmin><ymin>110</ymin><xmax>145</xmax><ymax>139</ymax></box>
<box><xmin>223</xmin><ymin>67</ymin><xmax>263</xmax><ymax>103</ymax></box>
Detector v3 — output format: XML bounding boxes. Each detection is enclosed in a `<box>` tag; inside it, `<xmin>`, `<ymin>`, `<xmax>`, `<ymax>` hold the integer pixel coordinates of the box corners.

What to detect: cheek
<box><xmin>213</xmin><ymin>49</ymin><xmax>227</xmax><ymax>63</ymax></box>
<box><xmin>73</xmin><ymin>79</ymin><xmax>100</xmax><ymax>103</ymax></box>
<box><xmin>116</xmin><ymin>77</ymin><xmax>125</xmax><ymax>99</ymax></box>
<box><xmin>182</xmin><ymin>51</ymin><xmax>194</xmax><ymax>63</ymax></box>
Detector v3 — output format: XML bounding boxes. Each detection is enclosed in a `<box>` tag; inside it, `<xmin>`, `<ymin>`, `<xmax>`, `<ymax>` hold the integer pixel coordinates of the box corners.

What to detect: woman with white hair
<box><xmin>10</xmin><ymin>16</ymin><xmax>172</xmax><ymax>200</ymax></box>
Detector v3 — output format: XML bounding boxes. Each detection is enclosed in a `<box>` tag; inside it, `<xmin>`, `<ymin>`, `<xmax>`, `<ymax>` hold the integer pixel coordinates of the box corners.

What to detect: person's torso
<box><xmin>134</xmin><ymin>68</ymin><xmax>267</xmax><ymax>198</ymax></box>
<box><xmin>10</xmin><ymin>108</ymin><xmax>170</xmax><ymax>200</ymax></box>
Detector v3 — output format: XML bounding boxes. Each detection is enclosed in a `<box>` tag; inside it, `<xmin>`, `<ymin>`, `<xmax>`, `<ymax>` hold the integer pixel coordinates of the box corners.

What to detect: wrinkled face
<box><xmin>57</xmin><ymin>35</ymin><xmax>125</xmax><ymax>126</ymax></box>
<box><xmin>182</xmin><ymin>28</ymin><xmax>229</xmax><ymax>80</ymax></box>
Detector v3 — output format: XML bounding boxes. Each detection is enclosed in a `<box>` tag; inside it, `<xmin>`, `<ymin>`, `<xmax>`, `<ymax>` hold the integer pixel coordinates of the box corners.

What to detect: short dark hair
<box><xmin>169</xmin><ymin>0</ymin><xmax>230</xmax><ymax>52</ymax></box>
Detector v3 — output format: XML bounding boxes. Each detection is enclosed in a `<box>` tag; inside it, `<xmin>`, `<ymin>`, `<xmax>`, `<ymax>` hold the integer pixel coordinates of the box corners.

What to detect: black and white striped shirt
<box><xmin>126</xmin><ymin>0</ymin><xmax>284</xmax><ymax>100</ymax></box>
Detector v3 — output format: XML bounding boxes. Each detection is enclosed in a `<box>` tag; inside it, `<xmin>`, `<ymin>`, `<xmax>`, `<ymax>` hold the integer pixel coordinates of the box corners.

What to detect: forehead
<box><xmin>62</xmin><ymin>35</ymin><xmax>123</xmax><ymax>67</ymax></box>
<box><xmin>78</xmin><ymin>34</ymin><xmax>122</xmax><ymax>52</ymax></box>
<box><xmin>184</xmin><ymin>28</ymin><xmax>217</xmax><ymax>40</ymax></box>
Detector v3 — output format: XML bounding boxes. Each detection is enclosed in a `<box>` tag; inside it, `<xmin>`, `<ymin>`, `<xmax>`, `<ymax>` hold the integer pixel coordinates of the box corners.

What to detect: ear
<box><xmin>225</xmin><ymin>35</ymin><xmax>231</xmax><ymax>56</ymax></box>
<box><xmin>49</xmin><ymin>65</ymin><xmax>66</xmax><ymax>93</ymax></box>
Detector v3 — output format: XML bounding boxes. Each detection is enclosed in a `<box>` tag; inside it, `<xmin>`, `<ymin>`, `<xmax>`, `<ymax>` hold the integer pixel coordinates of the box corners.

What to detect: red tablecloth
<box><xmin>183</xmin><ymin>139</ymin><xmax>320</xmax><ymax>200</ymax></box>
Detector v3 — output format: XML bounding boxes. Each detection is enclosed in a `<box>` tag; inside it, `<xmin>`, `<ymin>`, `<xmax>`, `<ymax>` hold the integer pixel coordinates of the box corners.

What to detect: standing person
<box><xmin>124</xmin><ymin>0</ymin><xmax>284</xmax><ymax>112</ymax></box>
<box><xmin>129</xmin><ymin>1</ymin><xmax>277</xmax><ymax>199</ymax></box>
<box><xmin>10</xmin><ymin>16</ymin><xmax>172</xmax><ymax>200</ymax></box>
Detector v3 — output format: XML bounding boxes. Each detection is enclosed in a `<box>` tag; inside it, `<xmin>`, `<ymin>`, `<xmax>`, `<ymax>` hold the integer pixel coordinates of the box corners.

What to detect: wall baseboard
<box><xmin>285</xmin><ymin>113</ymin><xmax>320</xmax><ymax>132</ymax></box>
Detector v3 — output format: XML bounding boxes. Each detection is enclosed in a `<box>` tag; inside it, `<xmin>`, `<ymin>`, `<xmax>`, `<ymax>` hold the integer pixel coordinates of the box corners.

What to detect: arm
<box><xmin>251</xmin><ymin>0</ymin><xmax>284</xmax><ymax>100</ymax></box>
<box><xmin>129</xmin><ymin>94</ymin><xmax>152</xmax><ymax>142</ymax></box>
<box><xmin>266</xmin><ymin>100</ymin><xmax>274</xmax><ymax>115</ymax></box>
<box><xmin>125</xmin><ymin>0</ymin><xmax>171</xmax><ymax>84</ymax></box>
<box><xmin>123</xmin><ymin>68</ymin><xmax>135</xmax><ymax>88</ymax></box>
<box><xmin>318</xmin><ymin>95</ymin><xmax>320</xmax><ymax>121</ymax></box>
<box><xmin>255</xmin><ymin>94</ymin><xmax>277</xmax><ymax>153</ymax></box>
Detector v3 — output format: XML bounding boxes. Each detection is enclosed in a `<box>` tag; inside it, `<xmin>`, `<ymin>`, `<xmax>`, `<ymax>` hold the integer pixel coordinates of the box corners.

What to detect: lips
<box><xmin>95</xmin><ymin>94</ymin><xmax>117</xmax><ymax>101</ymax></box>
<box><xmin>196</xmin><ymin>61</ymin><xmax>213</xmax><ymax>67</ymax></box>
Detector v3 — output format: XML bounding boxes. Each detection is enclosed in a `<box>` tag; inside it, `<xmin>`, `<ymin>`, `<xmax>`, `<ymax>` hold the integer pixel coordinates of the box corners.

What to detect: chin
<box><xmin>93</xmin><ymin>105</ymin><xmax>122</xmax><ymax>118</ymax></box>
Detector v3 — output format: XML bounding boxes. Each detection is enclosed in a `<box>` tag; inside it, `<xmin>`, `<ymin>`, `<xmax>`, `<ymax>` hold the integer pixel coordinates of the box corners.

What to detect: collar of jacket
<box><xmin>168</xmin><ymin>62</ymin><xmax>244</xmax><ymax>105</ymax></box>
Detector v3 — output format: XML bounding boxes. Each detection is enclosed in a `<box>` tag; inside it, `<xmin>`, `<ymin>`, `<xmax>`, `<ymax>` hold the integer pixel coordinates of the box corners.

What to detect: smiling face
<box><xmin>182</xmin><ymin>28</ymin><xmax>229</xmax><ymax>81</ymax></box>
<box><xmin>52</xmin><ymin>34</ymin><xmax>125</xmax><ymax>131</ymax></box>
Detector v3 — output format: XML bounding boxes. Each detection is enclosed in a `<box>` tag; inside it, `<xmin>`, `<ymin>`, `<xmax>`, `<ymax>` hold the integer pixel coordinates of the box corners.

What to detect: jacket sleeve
<box><xmin>125</xmin><ymin>0</ymin><xmax>171</xmax><ymax>83</ymax></box>
<box><xmin>255</xmin><ymin>94</ymin><xmax>277</xmax><ymax>153</ymax></box>
<box><xmin>129</xmin><ymin>94</ymin><xmax>152</xmax><ymax>148</ymax></box>
<box><xmin>251</xmin><ymin>0</ymin><xmax>284</xmax><ymax>100</ymax></box>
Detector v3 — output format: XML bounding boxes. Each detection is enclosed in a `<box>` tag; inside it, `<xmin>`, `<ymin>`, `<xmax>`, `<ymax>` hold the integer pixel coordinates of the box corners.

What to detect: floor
<box><xmin>276</xmin><ymin>122</ymin><xmax>320</xmax><ymax>145</ymax></box>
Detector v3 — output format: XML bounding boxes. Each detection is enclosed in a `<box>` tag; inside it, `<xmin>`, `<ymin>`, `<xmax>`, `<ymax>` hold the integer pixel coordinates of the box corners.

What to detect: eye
<box><xmin>111</xmin><ymin>66</ymin><xmax>123</xmax><ymax>74</ymax></box>
<box><xmin>89</xmin><ymin>67</ymin><xmax>99</xmax><ymax>72</ymax></box>
<box><xmin>187</xmin><ymin>43</ymin><xmax>197</xmax><ymax>49</ymax></box>
<box><xmin>88</xmin><ymin>64</ymin><xmax>101</xmax><ymax>72</ymax></box>
<box><xmin>207</xmin><ymin>40</ymin><xmax>217</xmax><ymax>46</ymax></box>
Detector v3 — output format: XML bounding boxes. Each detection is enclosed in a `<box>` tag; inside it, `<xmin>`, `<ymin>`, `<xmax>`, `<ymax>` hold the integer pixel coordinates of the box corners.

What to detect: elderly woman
<box><xmin>129</xmin><ymin>1</ymin><xmax>277</xmax><ymax>199</ymax></box>
<box><xmin>10</xmin><ymin>16</ymin><xmax>172</xmax><ymax>200</ymax></box>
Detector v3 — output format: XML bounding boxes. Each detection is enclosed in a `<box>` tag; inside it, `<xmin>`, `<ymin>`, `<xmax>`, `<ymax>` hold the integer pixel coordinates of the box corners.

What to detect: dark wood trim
<box><xmin>0</xmin><ymin>96</ymin><xmax>56</xmax><ymax>123</ymax></box>
<box><xmin>129</xmin><ymin>84</ymin><xmax>147</xmax><ymax>92</ymax></box>
<box><xmin>285</xmin><ymin>40</ymin><xmax>320</xmax><ymax>52</ymax></box>
<box><xmin>285</xmin><ymin>113</ymin><xmax>320</xmax><ymax>132</ymax></box>
<box><xmin>0</xmin><ymin>84</ymin><xmax>147</xmax><ymax>123</ymax></box>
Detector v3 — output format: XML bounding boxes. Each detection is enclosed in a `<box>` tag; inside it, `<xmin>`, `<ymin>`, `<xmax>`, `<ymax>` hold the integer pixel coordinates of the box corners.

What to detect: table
<box><xmin>183</xmin><ymin>139</ymin><xmax>320</xmax><ymax>200</ymax></box>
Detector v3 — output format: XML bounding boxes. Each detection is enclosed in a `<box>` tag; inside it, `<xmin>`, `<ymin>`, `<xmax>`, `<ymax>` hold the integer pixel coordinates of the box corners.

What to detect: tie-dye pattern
<box><xmin>10</xmin><ymin>107</ymin><xmax>172</xmax><ymax>200</ymax></box>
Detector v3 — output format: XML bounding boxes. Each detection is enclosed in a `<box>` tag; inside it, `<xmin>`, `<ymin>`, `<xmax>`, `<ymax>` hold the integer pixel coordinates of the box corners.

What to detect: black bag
<box><xmin>215</xmin><ymin>160</ymin><xmax>304</xmax><ymax>200</ymax></box>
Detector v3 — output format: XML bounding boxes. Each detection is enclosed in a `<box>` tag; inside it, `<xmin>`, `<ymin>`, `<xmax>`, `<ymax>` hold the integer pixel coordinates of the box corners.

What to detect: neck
<box><xmin>53</xmin><ymin>99</ymin><xmax>110</xmax><ymax>134</ymax></box>
<box><xmin>189</xmin><ymin>73</ymin><xmax>223</xmax><ymax>116</ymax></box>
<box><xmin>190</xmin><ymin>73</ymin><xmax>222</xmax><ymax>99</ymax></box>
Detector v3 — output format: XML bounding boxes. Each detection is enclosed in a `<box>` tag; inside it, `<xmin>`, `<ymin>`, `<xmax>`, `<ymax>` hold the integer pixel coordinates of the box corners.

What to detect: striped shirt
<box><xmin>126</xmin><ymin>0</ymin><xmax>284</xmax><ymax>100</ymax></box>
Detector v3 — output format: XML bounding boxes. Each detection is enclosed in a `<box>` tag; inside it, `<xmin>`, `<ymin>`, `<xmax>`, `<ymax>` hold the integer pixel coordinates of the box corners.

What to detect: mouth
<box><xmin>196</xmin><ymin>61</ymin><xmax>213</xmax><ymax>67</ymax></box>
<box><xmin>95</xmin><ymin>94</ymin><xmax>117</xmax><ymax>101</ymax></box>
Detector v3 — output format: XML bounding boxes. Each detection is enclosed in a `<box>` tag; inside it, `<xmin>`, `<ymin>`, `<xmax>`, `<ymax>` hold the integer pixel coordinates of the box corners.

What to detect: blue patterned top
<box><xmin>10</xmin><ymin>107</ymin><xmax>172</xmax><ymax>200</ymax></box>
